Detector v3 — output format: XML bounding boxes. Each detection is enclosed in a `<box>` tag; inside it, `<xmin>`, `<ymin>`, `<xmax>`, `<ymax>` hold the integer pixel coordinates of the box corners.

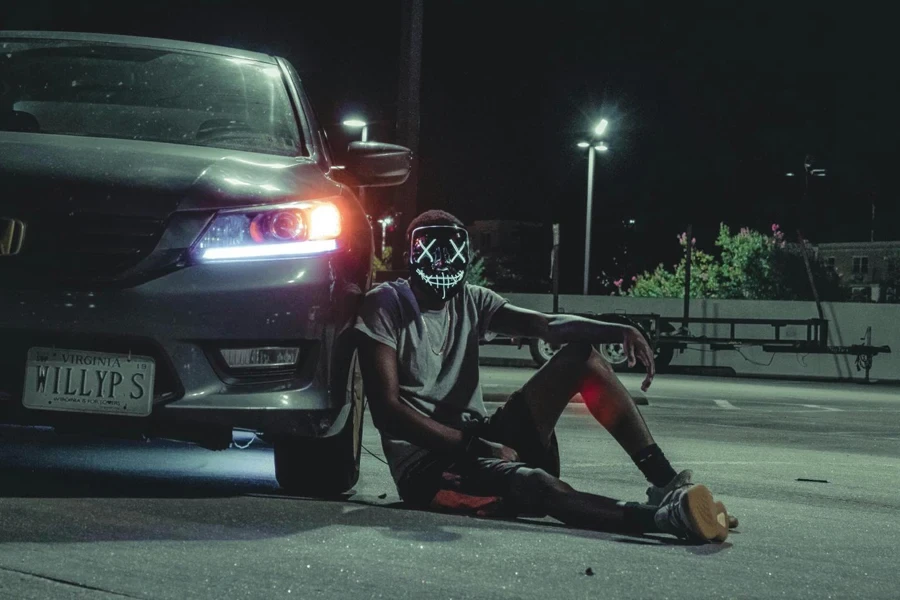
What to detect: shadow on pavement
<box><xmin>0</xmin><ymin>428</ymin><xmax>729</xmax><ymax>553</ymax></box>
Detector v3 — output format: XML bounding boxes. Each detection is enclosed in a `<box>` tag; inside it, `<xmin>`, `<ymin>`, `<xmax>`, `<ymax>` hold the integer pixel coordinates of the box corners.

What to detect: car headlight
<box><xmin>192</xmin><ymin>201</ymin><xmax>341</xmax><ymax>262</ymax></box>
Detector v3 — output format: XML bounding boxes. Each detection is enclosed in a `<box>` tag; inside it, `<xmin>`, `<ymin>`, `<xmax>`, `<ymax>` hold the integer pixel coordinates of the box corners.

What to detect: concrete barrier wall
<box><xmin>492</xmin><ymin>294</ymin><xmax>900</xmax><ymax>382</ymax></box>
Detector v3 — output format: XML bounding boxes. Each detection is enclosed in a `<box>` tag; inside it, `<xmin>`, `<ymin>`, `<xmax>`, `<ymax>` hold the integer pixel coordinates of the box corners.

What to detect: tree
<box><xmin>623</xmin><ymin>233</ymin><xmax>724</xmax><ymax>298</ymax></box>
<box><xmin>622</xmin><ymin>224</ymin><xmax>846</xmax><ymax>301</ymax></box>
<box><xmin>372</xmin><ymin>248</ymin><xmax>392</xmax><ymax>274</ymax></box>
<box><xmin>465</xmin><ymin>251</ymin><xmax>491</xmax><ymax>287</ymax></box>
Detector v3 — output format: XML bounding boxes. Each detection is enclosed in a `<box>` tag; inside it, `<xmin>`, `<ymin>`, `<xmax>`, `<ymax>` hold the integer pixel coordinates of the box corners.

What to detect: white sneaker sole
<box><xmin>683</xmin><ymin>485</ymin><xmax>728</xmax><ymax>543</ymax></box>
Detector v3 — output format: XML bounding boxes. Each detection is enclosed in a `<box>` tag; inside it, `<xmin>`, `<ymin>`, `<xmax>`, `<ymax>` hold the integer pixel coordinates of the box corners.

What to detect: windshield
<box><xmin>0</xmin><ymin>39</ymin><xmax>304</xmax><ymax>156</ymax></box>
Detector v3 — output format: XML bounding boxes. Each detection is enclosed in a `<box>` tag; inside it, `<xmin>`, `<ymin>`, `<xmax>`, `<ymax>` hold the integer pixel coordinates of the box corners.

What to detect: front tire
<box><xmin>274</xmin><ymin>351</ymin><xmax>364</xmax><ymax>497</ymax></box>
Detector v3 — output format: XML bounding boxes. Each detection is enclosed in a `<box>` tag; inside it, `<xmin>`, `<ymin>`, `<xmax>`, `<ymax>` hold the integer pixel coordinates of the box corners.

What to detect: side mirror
<box><xmin>345</xmin><ymin>141</ymin><xmax>412</xmax><ymax>188</ymax></box>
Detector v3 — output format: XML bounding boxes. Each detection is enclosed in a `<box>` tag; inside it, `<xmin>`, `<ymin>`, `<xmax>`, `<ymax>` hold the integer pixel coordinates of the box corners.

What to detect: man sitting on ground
<box><xmin>355</xmin><ymin>209</ymin><xmax>735</xmax><ymax>542</ymax></box>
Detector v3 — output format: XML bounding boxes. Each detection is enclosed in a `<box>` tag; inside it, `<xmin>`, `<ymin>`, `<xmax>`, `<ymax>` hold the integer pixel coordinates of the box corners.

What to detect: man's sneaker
<box><xmin>646</xmin><ymin>469</ymin><xmax>693</xmax><ymax>506</ymax></box>
<box><xmin>648</xmin><ymin>470</ymin><xmax>739</xmax><ymax>531</ymax></box>
<box><xmin>653</xmin><ymin>484</ymin><xmax>727</xmax><ymax>543</ymax></box>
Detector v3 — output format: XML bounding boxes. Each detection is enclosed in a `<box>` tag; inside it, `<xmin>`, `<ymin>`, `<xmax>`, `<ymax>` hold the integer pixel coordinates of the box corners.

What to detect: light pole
<box><xmin>578</xmin><ymin>119</ymin><xmax>609</xmax><ymax>295</ymax></box>
<box><xmin>786</xmin><ymin>156</ymin><xmax>827</xmax><ymax>241</ymax></box>
<box><xmin>376</xmin><ymin>215</ymin><xmax>394</xmax><ymax>259</ymax></box>
<box><xmin>342</xmin><ymin>118</ymin><xmax>368</xmax><ymax>142</ymax></box>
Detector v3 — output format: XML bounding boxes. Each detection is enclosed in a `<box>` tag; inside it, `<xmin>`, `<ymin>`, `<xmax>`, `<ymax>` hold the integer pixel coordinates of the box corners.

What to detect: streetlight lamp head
<box><xmin>595</xmin><ymin>143</ymin><xmax>609</xmax><ymax>152</ymax></box>
<box><xmin>577</xmin><ymin>141</ymin><xmax>590</xmax><ymax>148</ymax></box>
<box><xmin>343</xmin><ymin>119</ymin><xmax>367</xmax><ymax>128</ymax></box>
<box><xmin>594</xmin><ymin>119</ymin><xmax>609</xmax><ymax>137</ymax></box>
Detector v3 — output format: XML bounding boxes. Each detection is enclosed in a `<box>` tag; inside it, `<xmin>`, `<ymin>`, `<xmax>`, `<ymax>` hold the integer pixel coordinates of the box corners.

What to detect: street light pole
<box><xmin>583</xmin><ymin>147</ymin><xmax>596</xmax><ymax>295</ymax></box>
<box><xmin>578</xmin><ymin>120</ymin><xmax>608</xmax><ymax>295</ymax></box>
<box><xmin>376</xmin><ymin>215</ymin><xmax>394</xmax><ymax>259</ymax></box>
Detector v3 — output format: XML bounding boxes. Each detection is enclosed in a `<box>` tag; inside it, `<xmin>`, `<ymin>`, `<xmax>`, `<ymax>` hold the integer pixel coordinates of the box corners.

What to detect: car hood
<box><xmin>0</xmin><ymin>132</ymin><xmax>340</xmax><ymax>218</ymax></box>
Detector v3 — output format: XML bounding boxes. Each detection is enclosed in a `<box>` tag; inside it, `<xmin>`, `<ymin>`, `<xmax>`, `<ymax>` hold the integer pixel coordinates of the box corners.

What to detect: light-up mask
<box><xmin>408</xmin><ymin>225</ymin><xmax>470</xmax><ymax>301</ymax></box>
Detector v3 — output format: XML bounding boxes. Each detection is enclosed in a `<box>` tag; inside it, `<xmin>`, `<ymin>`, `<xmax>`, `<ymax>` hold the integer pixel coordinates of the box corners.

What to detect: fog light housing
<box><xmin>220</xmin><ymin>347</ymin><xmax>300</xmax><ymax>369</ymax></box>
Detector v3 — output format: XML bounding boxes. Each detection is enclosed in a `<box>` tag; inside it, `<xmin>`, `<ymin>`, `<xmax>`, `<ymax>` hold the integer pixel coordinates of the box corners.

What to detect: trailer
<box><xmin>504</xmin><ymin>312</ymin><xmax>890</xmax><ymax>382</ymax></box>
<box><xmin>485</xmin><ymin>224</ymin><xmax>891</xmax><ymax>381</ymax></box>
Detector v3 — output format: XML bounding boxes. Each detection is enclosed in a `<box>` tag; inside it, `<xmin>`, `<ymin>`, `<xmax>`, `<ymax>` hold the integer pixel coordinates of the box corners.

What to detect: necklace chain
<box><xmin>421</xmin><ymin>308</ymin><xmax>451</xmax><ymax>355</ymax></box>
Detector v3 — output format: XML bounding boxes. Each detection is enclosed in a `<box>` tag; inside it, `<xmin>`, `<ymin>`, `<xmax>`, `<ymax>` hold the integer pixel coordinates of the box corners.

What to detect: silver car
<box><xmin>0</xmin><ymin>31</ymin><xmax>410</xmax><ymax>495</ymax></box>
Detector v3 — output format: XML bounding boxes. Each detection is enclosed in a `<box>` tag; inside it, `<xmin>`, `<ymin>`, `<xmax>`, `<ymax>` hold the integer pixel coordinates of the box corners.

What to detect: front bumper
<box><xmin>0</xmin><ymin>255</ymin><xmax>353</xmax><ymax>436</ymax></box>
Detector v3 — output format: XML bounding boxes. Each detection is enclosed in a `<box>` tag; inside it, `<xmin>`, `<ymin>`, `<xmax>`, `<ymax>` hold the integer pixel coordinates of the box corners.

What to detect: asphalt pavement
<box><xmin>1</xmin><ymin>368</ymin><xmax>899</xmax><ymax>599</ymax></box>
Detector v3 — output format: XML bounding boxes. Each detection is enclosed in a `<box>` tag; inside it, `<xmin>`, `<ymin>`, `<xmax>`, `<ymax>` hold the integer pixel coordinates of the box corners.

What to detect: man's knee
<box><xmin>552</xmin><ymin>343</ymin><xmax>614</xmax><ymax>377</ymax></box>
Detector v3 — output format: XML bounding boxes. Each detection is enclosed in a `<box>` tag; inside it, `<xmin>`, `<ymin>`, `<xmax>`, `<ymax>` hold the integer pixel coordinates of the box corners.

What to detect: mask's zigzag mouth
<box><xmin>416</xmin><ymin>268</ymin><xmax>465</xmax><ymax>290</ymax></box>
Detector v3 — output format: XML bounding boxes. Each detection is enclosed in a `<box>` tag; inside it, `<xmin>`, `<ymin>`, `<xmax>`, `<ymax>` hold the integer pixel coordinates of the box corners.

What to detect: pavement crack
<box><xmin>0</xmin><ymin>565</ymin><xmax>142</xmax><ymax>599</ymax></box>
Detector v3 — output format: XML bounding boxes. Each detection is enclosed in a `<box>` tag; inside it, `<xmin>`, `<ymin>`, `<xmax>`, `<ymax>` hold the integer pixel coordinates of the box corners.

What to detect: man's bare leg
<box><xmin>517</xmin><ymin>342</ymin><xmax>736</xmax><ymax>532</ymax></box>
<box><xmin>518</xmin><ymin>469</ymin><xmax>632</xmax><ymax>531</ymax></box>
<box><xmin>511</xmin><ymin>467</ymin><xmax>725</xmax><ymax>542</ymax></box>
<box><xmin>517</xmin><ymin>342</ymin><xmax>681</xmax><ymax>490</ymax></box>
<box><xmin>520</xmin><ymin>342</ymin><xmax>655</xmax><ymax>454</ymax></box>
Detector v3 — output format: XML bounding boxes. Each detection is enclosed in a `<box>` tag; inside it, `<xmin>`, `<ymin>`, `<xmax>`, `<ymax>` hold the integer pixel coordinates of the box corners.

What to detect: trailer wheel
<box><xmin>595</xmin><ymin>314</ymin><xmax>651</xmax><ymax>373</ymax></box>
<box><xmin>529</xmin><ymin>338</ymin><xmax>561</xmax><ymax>367</ymax></box>
<box><xmin>597</xmin><ymin>341</ymin><xmax>632</xmax><ymax>371</ymax></box>
<box><xmin>599</xmin><ymin>333</ymin><xmax>673</xmax><ymax>372</ymax></box>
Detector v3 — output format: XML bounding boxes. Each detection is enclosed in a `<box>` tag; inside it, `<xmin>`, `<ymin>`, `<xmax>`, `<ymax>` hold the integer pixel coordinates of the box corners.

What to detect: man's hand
<box><xmin>622</xmin><ymin>326</ymin><xmax>656</xmax><ymax>391</ymax></box>
<box><xmin>471</xmin><ymin>437</ymin><xmax>520</xmax><ymax>462</ymax></box>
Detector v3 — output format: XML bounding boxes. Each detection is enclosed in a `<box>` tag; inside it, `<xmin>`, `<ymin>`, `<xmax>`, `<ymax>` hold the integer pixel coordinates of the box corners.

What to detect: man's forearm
<box><xmin>377</xmin><ymin>400</ymin><xmax>468</xmax><ymax>454</ymax></box>
<box><xmin>543</xmin><ymin>314</ymin><xmax>630</xmax><ymax>345</ymax></box>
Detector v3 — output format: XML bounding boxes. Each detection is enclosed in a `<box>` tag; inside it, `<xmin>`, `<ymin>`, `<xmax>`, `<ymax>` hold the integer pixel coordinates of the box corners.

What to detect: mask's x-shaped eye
<box><xmin>415</xmin><ymin>238</ymin><xmax>436</xmax><ymax>263</ymax></box>
<box><xmin>449</xmin><ymin>239</ymin><xmax>467</xmax><ymax>263</ymax></box>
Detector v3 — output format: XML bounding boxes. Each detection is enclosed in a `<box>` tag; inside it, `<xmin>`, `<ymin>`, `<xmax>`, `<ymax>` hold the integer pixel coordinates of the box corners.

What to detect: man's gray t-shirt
<box><xmin>354</xmin><ymin>280</ymin><xmax>508</xmax><ymax>483</ymax></box>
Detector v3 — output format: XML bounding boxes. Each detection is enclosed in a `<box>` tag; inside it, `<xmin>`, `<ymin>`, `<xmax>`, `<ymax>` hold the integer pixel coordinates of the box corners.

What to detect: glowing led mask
<box><xmin>408</xmin><ymin>225</ymin><xmax>470</xmax><ymax>301</ymax></box>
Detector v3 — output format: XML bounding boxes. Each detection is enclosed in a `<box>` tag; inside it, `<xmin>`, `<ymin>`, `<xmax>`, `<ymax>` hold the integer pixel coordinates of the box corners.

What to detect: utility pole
<box><xmin>871</xmin><ymin>199</ymin><xmax>876</xmax><ymax>242</ymax></box>
<box><xmin>394</xmin><ymin>0</ymin><xmax>424</xmax><ymax>268</ymax></box>
<box><xmin>551</xmin><ymin>223</ymin><xmax>560</xmax><ymax>313</ymax></box>
<box><xmin>582</xmin><ymin>147</ymin><xmax>596</xmax><ymax>295</ymax></box>
<box><xmin>798</xmin><ymin>231</ymin><xmax>825</xmax><ymax>322</ymax></box>
<box><xmin>682</xmin><ymin>223</ymin><xmax>692</xmax><ymax>330</ymax></box>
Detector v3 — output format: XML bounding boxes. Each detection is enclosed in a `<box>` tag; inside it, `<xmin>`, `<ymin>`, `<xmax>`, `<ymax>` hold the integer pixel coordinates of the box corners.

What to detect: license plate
<box><xmin>22</xmin><ymin>347</ymin><xmax>155</xmax><ymax>417</ymax></box>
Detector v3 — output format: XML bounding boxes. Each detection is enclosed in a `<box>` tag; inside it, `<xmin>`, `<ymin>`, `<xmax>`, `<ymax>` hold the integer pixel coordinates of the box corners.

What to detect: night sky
<box><xmin>3</xmin><ymin>1</ymin><xmax>896</xmax><ymax>292</ymax></box>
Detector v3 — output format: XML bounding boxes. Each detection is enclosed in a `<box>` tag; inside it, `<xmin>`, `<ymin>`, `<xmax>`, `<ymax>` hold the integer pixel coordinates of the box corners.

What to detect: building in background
<box><xmin>815</xmin><ymin>241</ymin><xmax>900</xmax><ymax>302</ymax></box>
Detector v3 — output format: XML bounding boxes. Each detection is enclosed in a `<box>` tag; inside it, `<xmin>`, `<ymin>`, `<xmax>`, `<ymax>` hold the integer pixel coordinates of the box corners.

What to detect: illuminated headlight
<box><xmin>193</xmin><ymin>201</ymin><xmax>341</xmax><ymax>262</ymax></box>
<box><xmin>220</xmin><ymin>347</ymin><xmax>300</xmax><ymax>369</ymax></box>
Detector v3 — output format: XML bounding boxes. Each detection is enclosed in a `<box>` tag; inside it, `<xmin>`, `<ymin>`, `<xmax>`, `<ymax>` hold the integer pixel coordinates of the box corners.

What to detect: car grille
<box><xmin>0</xmin><ymin>212</ymin><xmax>166</xmax><ymax>284</ymax></box>
<box><xmin>0</xmin><ymin>331</ymin><xmax>183</xmax><ymax>404</ymax></box>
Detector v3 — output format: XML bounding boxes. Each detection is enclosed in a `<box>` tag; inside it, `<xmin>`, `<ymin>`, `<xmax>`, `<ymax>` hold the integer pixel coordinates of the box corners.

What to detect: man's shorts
<box><xmin>396</xmin><ymin>390</ymin><xmax>560</xmax><ymax>513</ymax></box>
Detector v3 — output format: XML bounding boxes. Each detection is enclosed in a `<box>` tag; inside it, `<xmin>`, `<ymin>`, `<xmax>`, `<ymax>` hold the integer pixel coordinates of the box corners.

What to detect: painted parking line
<box><xmin>643</xmin><ymin>396</ymin><xmax>858</xmax><ymax>414</ymax></box>
<box><xmin>714</xmin><ymin>400</ymin><xmax>739</xmax><ymax>410</ymax></box>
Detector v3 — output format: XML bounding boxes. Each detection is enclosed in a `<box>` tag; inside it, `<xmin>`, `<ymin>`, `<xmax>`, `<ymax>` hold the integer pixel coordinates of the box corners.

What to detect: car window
<box><xmin>0</xmin><ymin>39</ymin><xmax>304</xmax><ymax>156</ymax></box>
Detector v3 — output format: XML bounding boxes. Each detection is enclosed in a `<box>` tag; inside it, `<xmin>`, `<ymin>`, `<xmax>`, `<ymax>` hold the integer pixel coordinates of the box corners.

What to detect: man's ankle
<box><xmin>619</xmin><ymin>501</ymin><xmax>660</xmax><ymax>533</ymax></box>
<box><xmin>631</xmin><ymin>443</ymin><xmax>678</xmax><ymax>488</ymax></box>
